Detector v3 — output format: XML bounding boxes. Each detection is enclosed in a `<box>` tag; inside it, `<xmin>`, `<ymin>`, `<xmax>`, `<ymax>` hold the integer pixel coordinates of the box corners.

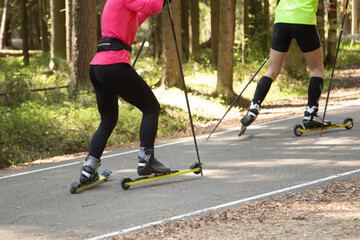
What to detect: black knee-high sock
<box><xmin>252</xmin><ymin>76</ymin><xmax>273</xmax><ymax>106</ymax></box>
<box><xmin>307</xmin><ymin>77</ymin><xmax>323</xmax><ymax>107</ymax></box>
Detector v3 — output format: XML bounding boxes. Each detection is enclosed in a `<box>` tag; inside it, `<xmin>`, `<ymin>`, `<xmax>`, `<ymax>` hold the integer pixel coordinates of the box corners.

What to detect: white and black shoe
<box><xmin>303</xmin><ymin>105</ymin><xmax>331</xmax><ymax>129</ymax></box>
<box><xmin>79</xmin><ymin>156</ymin><xmax>100</xmax><ymax>184</ymax></box>
<box><xmin>240</xmin><ymin>102</ymin><xmax>260</xmax><ymax>127</ymax></box>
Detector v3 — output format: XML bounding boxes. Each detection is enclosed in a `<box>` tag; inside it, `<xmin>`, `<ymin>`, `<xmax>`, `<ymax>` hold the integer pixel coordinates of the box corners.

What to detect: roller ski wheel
<box><xmin>293</xmin><ymin>117</ymin><xmax>354</xmax><ymax>137</ymax></box>
<box><xmin>343</xmin><ymin>118</ymin><xmax>353</xmax><ymax>130</ymax></box>
<box><xmin>70</xmin><ymin>169</ymin><xmax>112</xmax><ymax>194</ymax></box>
<box><xmin>120</xmin><ymin>162</ymin><xmax>202</xmax><ymax>190</ymax></box>
<box><xmin>190</xmin><ymin>162</ymin><xmax>202</xmax><ymax>175</ymax></box>
<box><xmin>293</xmin><ymin>124</ymin><xmax>304</xmax><ymax>137</ymax></box>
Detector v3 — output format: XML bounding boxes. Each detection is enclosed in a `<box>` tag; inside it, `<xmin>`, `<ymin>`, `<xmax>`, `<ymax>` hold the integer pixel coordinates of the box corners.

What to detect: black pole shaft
<box><xmin>166</xmin><ymin>1</ymin><xmax>202</xmax><ymax>174</ymax></box>
<box><xmin>320</xmin><ymin>0</ymin><xmax>349</xmax><ymax>136</ymax></box>
<box><xmin>132</xmin><ymin>16</ymin><xmax>156</xmax><ymax>68</ymax></box>
<box><xmin>206</xmin><ymin>55</ymin><xmax>269</xmax><ymax>140</ymax></box>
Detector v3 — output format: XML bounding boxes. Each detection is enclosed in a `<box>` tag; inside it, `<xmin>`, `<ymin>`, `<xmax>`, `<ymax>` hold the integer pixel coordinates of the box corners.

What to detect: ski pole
<box><xmin>132</xmin><ymin>15</ymin><xmax>157</xmax><ymax>68</ymax></box>
<box><xmin>166</xmin><ymin>0</ymin><xmax>202</xmax><ymax>175</ymax></box>
<box><xmin>320</xmin><ymin>0</ymin><xmax>349</xmax><ymax>136</ymax></box>
<box><xmin>206</xmin><ymin>55</ymin><xmax>270</xmax><ymax>141</ymax></box>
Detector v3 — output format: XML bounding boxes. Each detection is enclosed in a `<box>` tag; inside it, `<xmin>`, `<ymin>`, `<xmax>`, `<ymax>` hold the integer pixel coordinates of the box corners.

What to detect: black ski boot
<box><xmin>239</xmin><ymin>102</ymin><xmax>260</xmax><ymax>136</ymax></box>
<box><xmin>303</xmin><ymin>105</ymin><xmax>331</xmax><ymax>129</ymax></box>
<box><xmin>137</xmin><ymin>147</ymin><xmax>171</xmax><ymax>176</ymax></box>
<box><xmin>79</xmin><ymin>156</ymin><xmax>100</xmax><ymax>185</ymax></box>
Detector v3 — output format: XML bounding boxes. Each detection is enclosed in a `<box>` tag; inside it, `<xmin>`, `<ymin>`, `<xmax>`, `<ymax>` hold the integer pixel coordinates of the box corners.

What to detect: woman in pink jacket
<box><xmin>79</xmin><ymin>0</ymin><xmax>170</xmax><ymax>185</ymax></box>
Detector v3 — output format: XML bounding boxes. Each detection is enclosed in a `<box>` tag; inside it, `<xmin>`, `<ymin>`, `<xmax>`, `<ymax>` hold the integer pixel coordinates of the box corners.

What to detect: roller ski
<box><xmin>293</xmin><ymin>106</ymin><xmax>353</xmax><ymax>136</ymax></box>
<box><xmin>239</xmin><ymin>102</ymin><xmax>260</xmax><ymax>136</ymax></box>
<box><xmin>70</xmin><ymin>156</ymin><xmax>111</xmax><ymax>194</ymax></box>
<box><xmin>120</xmin><ymin>147</ymin><xmax>202</xmax><ymax>190</ymax></box>
<box><xmin>120</xmin><ymin>162</ymin><xmax>202</xmax><ymax>190</ymax></box>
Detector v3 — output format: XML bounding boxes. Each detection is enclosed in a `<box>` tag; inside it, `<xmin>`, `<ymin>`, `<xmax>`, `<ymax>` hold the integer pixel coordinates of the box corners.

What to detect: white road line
<box><xmin>0</xmin><ymin>162</ymin><xmax>81</xmax><ymax>180</ymax></box>
<box><xmin>1</xmin><ymin>99</ymin><xmax>358</xmax><ymax>181</ymax></box>
<box><xmin>88</xmin><ymin>167</ymin><xmax>360</xmax><ymax>240</ymax></box>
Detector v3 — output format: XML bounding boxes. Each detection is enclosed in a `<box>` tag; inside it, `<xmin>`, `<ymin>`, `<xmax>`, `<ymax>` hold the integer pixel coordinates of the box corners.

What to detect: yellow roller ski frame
<box><xmin>120</xmin><ymin>162</ymin><xmax>202</xmax><ymax>190</ymax></box>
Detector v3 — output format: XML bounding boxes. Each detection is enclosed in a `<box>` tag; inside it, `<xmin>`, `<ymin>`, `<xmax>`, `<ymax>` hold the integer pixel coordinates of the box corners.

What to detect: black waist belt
<box><xmin>97</xmin><ymin>37</ymin><xmax>132</xmax><ymax>53</ymax></box>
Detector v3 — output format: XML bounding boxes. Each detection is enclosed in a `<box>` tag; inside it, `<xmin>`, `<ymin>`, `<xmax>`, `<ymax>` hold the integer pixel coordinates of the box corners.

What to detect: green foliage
<box><xmin>131</xmin><ymin>56</ymin><xmax>163</xmax><ymax>87</ymax></box>
<box><xmin>0</xmin><ymin>98</ymin><xmax>186</xmax><ymax>168</ymax></box>
<box><xmin>336</xmin><ymin>39</ymin><xmax>360</xmax><ymax>68</ymax></box>
<box><xmin>0</xmin><ymin>53</ymin><xmax>69</xmax><ymax>107</ymax></box>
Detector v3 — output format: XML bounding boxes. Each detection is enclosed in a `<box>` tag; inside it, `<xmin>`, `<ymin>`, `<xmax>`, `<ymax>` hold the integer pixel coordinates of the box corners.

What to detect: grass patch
<box><xmin>0</xmin><ymin>97</ymin><xmax>186</xmax><ymax>168</ymax></box>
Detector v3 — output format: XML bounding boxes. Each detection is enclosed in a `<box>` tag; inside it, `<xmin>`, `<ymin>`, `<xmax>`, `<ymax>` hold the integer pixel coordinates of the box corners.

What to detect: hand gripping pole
<box><xmin>320</xmin><ymin>0</ymin><xmax>349</xmax><ymax>136</ymax></box>
<box><xmin>166</xmin><ymin>0</ymin><xmax>202</xmax><ymax>175</ymax></box>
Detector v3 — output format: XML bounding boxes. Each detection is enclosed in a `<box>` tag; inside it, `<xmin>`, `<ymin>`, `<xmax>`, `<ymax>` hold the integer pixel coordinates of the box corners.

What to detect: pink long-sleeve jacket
<box><xmin>90</xmin><ymin>0</ymin><xmax>163</xmax><ymax>65</ymax></box>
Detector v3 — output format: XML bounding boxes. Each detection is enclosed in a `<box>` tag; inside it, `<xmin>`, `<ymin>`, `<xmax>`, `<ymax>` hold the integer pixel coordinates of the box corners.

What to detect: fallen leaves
<box><xmin>112</xmin><ymin>177</ymin><xmax>360</xmax><ymax>240</ymax></box>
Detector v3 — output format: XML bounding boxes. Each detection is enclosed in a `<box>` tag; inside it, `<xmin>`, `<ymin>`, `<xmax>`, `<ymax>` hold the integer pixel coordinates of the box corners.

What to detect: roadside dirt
<box><xmin>113</xmin><ymin>177</ymin><xmax>360</xmax><ymax>240</ymax></box>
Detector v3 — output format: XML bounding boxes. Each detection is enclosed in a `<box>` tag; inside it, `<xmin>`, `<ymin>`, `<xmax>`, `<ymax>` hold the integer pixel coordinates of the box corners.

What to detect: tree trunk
<box><xmin>31</xmin><ymin>4</ymin><xmax>42</xmax><ymax>50</ymax></box>
<box><xmin>262</xmin><ymin>0</ymin><xmax>270</xmax><ymax>52</ymax></box>
<box><xmin>39</xmin><ymin>0</ymin><xmax>50</xmax><ymax>52</ymax></box>
<box><xmin>316</xmin><ymin>0</ymin><xmax>325</xmax><ymax>57</ymax></box>
<box><xmin>0</xmin><ymin>0</ymin><xmax>9</xmax><ymax>49</ymax></box>
<box><xmin>181</xmin><ymin>0</ymin><xmax>189</xmax><ymax>61</ymax></box>
<box><xmin>216</xmin><ymin>0</ymin><xmax>236</xmax><ymax>98</ymax></box>
<box><xmin>50</xmin><ymin>0</ymin><xmax>66</xmax><ymax>69</ymax></box>
<box><xmin>153</xmin><ymin>12</ymin><xmax>162</xmax><ymax>63</ymax></box>
<box><xmin>211</xmin><ymin>0</ymin><xmax>220</xmax><ymax>66</ymax></box>
<box><xmin>242</xmin><ymin>0</ymin><xmax>249</xmax><ymax>64</ymax></box>
<box><xmin>190</xmin><ymin>0</ymin><xmax>200</xmax><ymax>62</ymax></box>
<box><xmin>352</xmin><ymin>0</ymin><xmax>358</xmax><ymax>34</ymax></box>
<box><xmin>97</xmin><ymin>0</ymin><xmax>106</xmax><ymax>41</ymax></box>
<box><xmin>326</xmin><ymin>0</ymin><xmax>337</xmax><ymax>65</ymax></box>
<box><xmin>249</xmin><ymin>0</ymin><xmax>261</xmax><ymax>37</ymax></box>
<box><xmin>72</xmin><ymin>0</ymin><xmax>98</xmax><ymax>91</ymax></box>
<box><xmin>21</xmin><ymin>0</ymin><xmax>29</xmax><ymax>65</ymax></box>
<box><xmin>65</xmin><ymin>0</ymin><xmax>72</xmax><ymax>62</ymax></box>
<box><xmin>98</xmin><ymin>0</ymin><xmax>106</xmax><ymax>13</ymax></box>
<box><xmin>161</xmin><ymin>1</ymin><xmax>182</xmax><ymax>88</ymax></box>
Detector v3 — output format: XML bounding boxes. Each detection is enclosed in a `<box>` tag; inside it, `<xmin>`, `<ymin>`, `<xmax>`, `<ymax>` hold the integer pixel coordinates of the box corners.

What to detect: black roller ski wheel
<box><xmin>343</xmin><ymin>118</ymin><xmax>354</xmax><ymax>130</ymax></box>
<box><xmin>70</xmin><ymin>182</ymin><xmax>80</xmax><ymax>194</ymax></box>
<box><xmin>120</xmin><ymin>178</ymin><xmax>132</xmax><ymax>190</ymax></box>
<box><xmin>102</xmin><ymin>169</ymin><xmax>112</xmax><ymax>178</ymax></box>
<box><xmin>190</xmin><ymin>162</ymin><xmax>202</xmax><ymax>175</ymax></box>
<box><xmin>293</xmin><ymin>124</ymin><xmax>304</xmax><ymax>137</ymax></box>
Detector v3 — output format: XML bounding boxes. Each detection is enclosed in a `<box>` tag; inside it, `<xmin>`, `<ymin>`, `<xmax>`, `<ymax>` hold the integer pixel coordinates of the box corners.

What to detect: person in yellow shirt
<box><xmin>239</xmin><ymin>0</ymin><xmax>330</xmax><ymax>136</ymax></box>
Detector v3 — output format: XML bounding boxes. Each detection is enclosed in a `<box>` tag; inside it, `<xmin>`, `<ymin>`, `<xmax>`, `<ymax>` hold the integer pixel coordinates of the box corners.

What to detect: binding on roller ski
<box><xmin>294</xmin><ymin>108</ymin><xmax>354</xmax><ymax>137</ymax></box>
<box><xmin>70</xmin><ymin>169</ymin><xmax>111</xmax><ymax>194</ymax></box>
<box><xmin>70</xmin><ymin>156</ymin><xmax>112</xmax><ymax>194</ymax></box>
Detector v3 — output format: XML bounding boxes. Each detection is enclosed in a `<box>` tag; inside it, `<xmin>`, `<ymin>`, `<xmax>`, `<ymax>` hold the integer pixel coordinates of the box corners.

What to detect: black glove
<box><xmin>163</xmin><ymin>0</ymin><xmax>172</xmax><ymax>7</ymax></box>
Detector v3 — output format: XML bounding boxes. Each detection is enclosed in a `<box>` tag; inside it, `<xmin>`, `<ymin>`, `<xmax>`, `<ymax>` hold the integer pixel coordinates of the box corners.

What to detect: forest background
<box><xmin>0</xmin><ymin>0</ymin><xmax>359</xmax><ymax>169</ymax></box>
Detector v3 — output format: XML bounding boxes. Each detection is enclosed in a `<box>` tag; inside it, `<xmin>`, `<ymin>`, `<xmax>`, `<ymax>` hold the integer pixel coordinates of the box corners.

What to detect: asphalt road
<box><xmin>1</xmin><ymin>100</ymin><xmax>359</xmax><ymax>240</ymax></box>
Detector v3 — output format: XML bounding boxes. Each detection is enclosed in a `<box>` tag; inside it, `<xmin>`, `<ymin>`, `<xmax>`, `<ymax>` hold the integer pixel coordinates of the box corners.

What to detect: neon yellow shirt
<box><xmin>275</xmin><ymin>0</ymin><xmax>318</xmax><ymax>25</ymax></box>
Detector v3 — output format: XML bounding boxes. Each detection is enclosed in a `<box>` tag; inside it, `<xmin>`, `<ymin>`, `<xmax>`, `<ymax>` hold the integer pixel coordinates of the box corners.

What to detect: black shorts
<box><xmin>271</xmin><ymin>23</ymin><xmax>321</xmax><ymax>53</ymax></box>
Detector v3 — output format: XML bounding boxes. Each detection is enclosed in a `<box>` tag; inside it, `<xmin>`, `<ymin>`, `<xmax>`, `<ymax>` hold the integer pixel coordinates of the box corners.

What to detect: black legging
<box><xmin>88</xmin><ymin>63</ymin><xmax>160</xmax><ymax>159</ymax></box>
